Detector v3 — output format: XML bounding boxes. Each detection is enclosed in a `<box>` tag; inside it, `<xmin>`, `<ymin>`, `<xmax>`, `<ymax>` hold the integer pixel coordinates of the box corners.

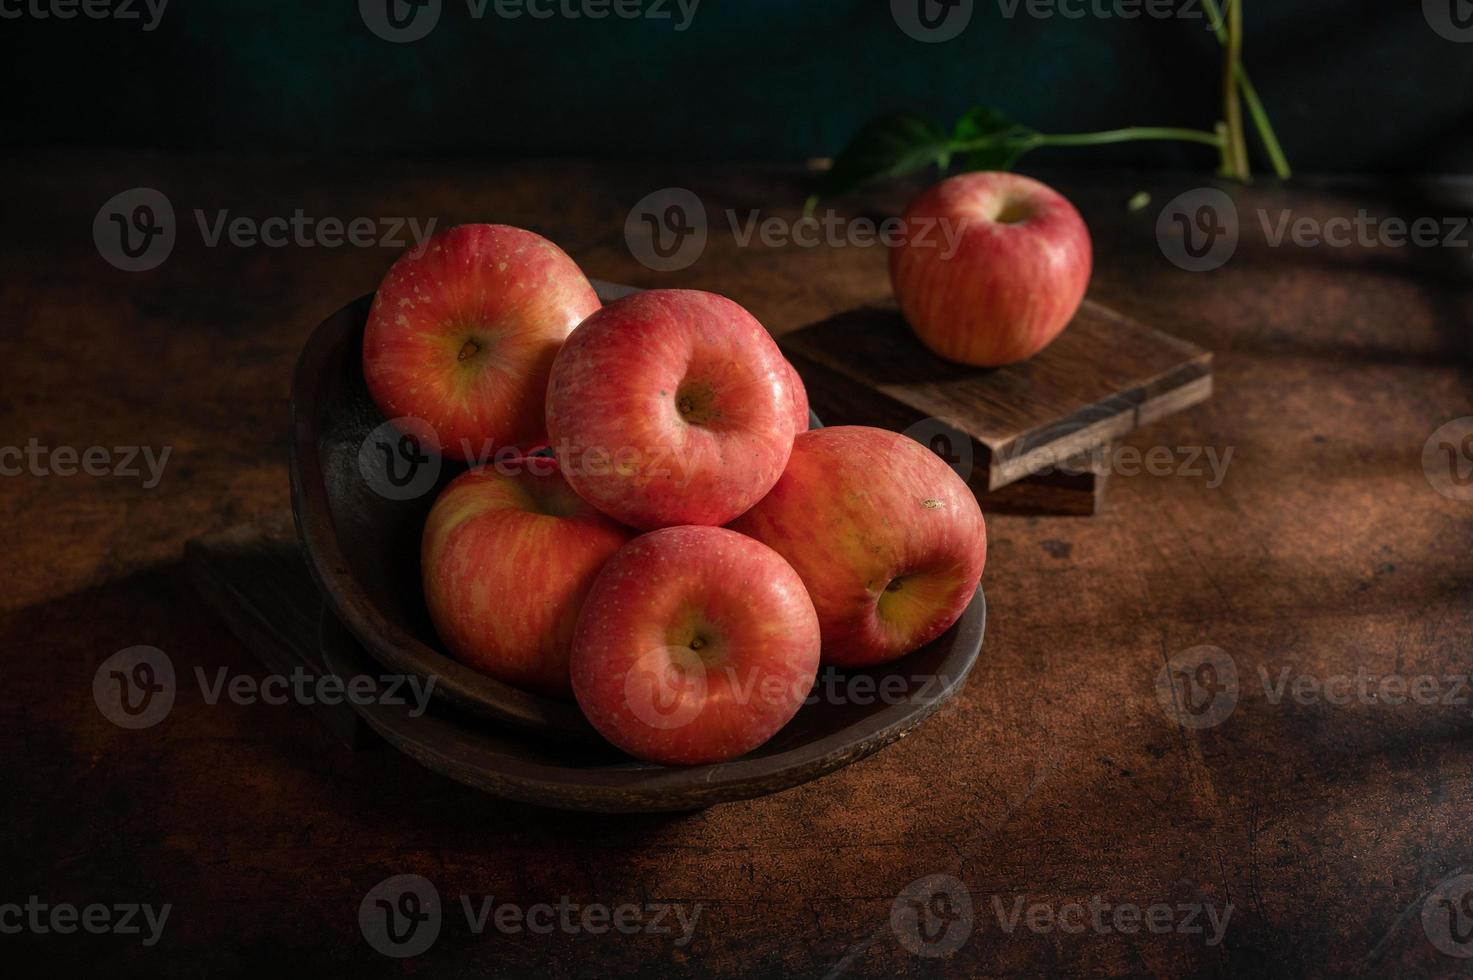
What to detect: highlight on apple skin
<box><xmin>782</xmin><ymin>358</ymin><xmax>810</xmax><ymax>436</ymax></box>
<box><xmin>421</xmin><ymin>458</ymin><xmax>635</xmax><ymax>698</ymax></box>
<box><xmin>728</xmin><ymin>425</ymin><xmax>987</xmax><ymax>668</ymax></box>
<box><xmin>545</xmin><ymin>289</ymin><xmax>796</xmax><ymax>530</ymax></box>
<box><xmin>889</xmin><ymin>171</ymin><xmax>1092</xmax><ymax>367</ymax></box>
<box><xmin>363</xmin><ymin>223</ymin><xmax>600</xmax><ymax>462</ymax></box>
<box><xmin>569</xmin><ymin>525</ymin><xmax>821</xmax><ymax>766</ymax></box>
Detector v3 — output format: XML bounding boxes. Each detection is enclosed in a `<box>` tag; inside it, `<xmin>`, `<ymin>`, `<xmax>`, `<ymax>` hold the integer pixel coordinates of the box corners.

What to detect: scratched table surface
<box><xmin>2</xmin><ymin>153</ymin><xmax>1471</xmax><ymax>978</ymax></box>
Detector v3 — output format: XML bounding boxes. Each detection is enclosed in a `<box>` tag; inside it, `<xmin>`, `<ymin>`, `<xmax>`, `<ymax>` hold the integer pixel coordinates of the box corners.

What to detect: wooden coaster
<box><xmin>779</xmin><ymin>301</ymin><xmax>1212</xmax><ymax>509</ymax></box>
<box><xmin>981</xmin><ymin>444</ymin><xmax>1112</xmax><ymax>517</ymax></box>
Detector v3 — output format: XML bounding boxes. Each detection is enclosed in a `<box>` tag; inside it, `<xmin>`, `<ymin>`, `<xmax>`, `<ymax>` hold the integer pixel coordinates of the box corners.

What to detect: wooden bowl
<box><xmin>290</xmin><ymin>294</ymin><xmax>597</xmax><ymax>741</ymax></box>
<box><xmin>289</xmin><ymin>286</ymin><xmax>987</xmax><ymax>802</ymax></box>
<box><xmin>319</xmin><ymin>595</ymin><xmax>985</xmax><ymax>812</ymax></box>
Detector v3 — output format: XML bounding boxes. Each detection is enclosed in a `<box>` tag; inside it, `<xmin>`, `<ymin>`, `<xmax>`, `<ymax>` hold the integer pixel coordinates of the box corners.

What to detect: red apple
<box><xmin>545</xmin><ymin>289</ymin><xmax>795</xmax><ymax>529</ymax></box>
<box><xmin>570</xmin><ymin>525</ymin><xmax>820</xmax><ymax>765</ymax></box>
<box><xmin>363</xmin><ymin>224</ymin><xmax>600</xmax><ymax>462</ymax></box>
<box><xmin>729</xmin><ymin>425</ymin><xmax>986</xmax><ymax>668</ymax></box>
<box><xmin>889</xmin><ymin>171</ymin><xmax>1092</xmax><ymax>366</ymax></box>
<box><xmin>782</xmin><ymin>358</ymin><xmax>810</xmax><ymax>435</ymax></box>
<box><xmin>421</xmin><ymin>458</ymin><xmax>634</xmax><ymax>697</ymax></box>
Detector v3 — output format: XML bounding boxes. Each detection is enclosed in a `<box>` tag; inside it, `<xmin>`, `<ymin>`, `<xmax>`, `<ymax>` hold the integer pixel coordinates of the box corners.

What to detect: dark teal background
<box><xmin>4</xmin><ymin>0</ymin><xmax>1472</xmax><ymax>173</ymax></box>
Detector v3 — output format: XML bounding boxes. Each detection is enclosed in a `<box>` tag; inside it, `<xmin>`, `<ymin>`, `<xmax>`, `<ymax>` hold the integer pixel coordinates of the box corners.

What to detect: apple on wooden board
<box><xmin>569</xmin><ymin>525</ymin><xmax>821</xmax><ymax>766</ymax></box>
<box><xmin>363</xmin><ymin>223</ymin><xmax>600</xmax><ymax>462</ymax></box>
<box><xmin>889</xmin><ymin>171</ymin><xmax>1092</xmax><ymax>367</ymax></box>
<box><xmin>545</xmin><ymin>289</ymin><xmax>796</xmax><ymax>530</ymax></box>
<box><xmin>729</xmin><ymin>425</ymin><xmax>987</xmax><ymax>668</ymax></box>
<box><xmin>421</xmin><ymin>458</ymin><xmax>635</xmax><ymax>698</ymax></box>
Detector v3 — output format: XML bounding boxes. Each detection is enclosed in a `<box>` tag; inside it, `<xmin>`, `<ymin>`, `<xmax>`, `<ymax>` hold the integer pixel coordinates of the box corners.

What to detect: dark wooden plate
<box><xmin>289</xmin><ymin>283</ymin><xmax>986</xmax><ymax>764</ymax></box>
<box><xmin>319</xmin><ymin>587</ymin><xmax>985</xmax><ymax>811</ymax></box>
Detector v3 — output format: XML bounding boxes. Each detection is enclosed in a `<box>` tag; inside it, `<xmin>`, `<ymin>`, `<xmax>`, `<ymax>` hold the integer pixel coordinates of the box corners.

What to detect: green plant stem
<box><xmin>1222</xmin><ymin>0</ymin><xmax>1249</xmax><ymax>178</ymax></box>
<box><xmin>936</xmin><ymin>126</ymin><xmax>1223</xmax><ymax>179</ymax></box>
<box><xmin>1028</xmin><ymin>127</ymin><xmax>1224</xmax><ymax>149</ymax></box>
<box><xmin>1203</xmin><ymin>0</ymin><xmax>1291</xmax><ymax>178</ymax></box>
<box><xmin>1237</xmin><ymin>75</ymin><xmax>1290</xmax><ymax>179</ymax></box>
<box><xmin>947</xmin><ymin>126</ymin><xmax>1223</xmax><ymax>160</ymax></box>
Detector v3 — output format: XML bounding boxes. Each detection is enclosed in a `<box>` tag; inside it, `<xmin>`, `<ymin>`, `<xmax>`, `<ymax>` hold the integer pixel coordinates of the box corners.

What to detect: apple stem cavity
<box><xmin>992</xmin><ymin>198</ymin><xmax>1034</xmax><ymax>225</ymax></box>
<box><xmin>674</xmin><ymin>380</ymin><xmax>718</xmax><ymax>426</ymax></box>
<box><xmin>457</xmin><ymin>339</ymin><xmax>481</xmax><ymax>362</ymax></box>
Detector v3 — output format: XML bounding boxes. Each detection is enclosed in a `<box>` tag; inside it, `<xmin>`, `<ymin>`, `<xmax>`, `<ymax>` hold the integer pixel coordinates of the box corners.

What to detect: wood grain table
<box><xmin>2</xmin><ymin>153</ymin><xmax>1471</xmax><ymax>978</ymax></box>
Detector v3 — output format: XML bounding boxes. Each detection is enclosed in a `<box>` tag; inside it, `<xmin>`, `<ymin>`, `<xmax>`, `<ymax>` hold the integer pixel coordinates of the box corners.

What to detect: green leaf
<box><xmin>813</xmin><ymin>112</ymin><xmax>951</xmax><ymax>200</ymax></box>
<box><xmin>951</xmin><ymin>106</ymin><xmax>1039</xmax><ymax>172</ymax></box>
<box><xmin>952</xmin><ymin>106</ymin><xmax>1015</xmax><ymax>141</ymax></box>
